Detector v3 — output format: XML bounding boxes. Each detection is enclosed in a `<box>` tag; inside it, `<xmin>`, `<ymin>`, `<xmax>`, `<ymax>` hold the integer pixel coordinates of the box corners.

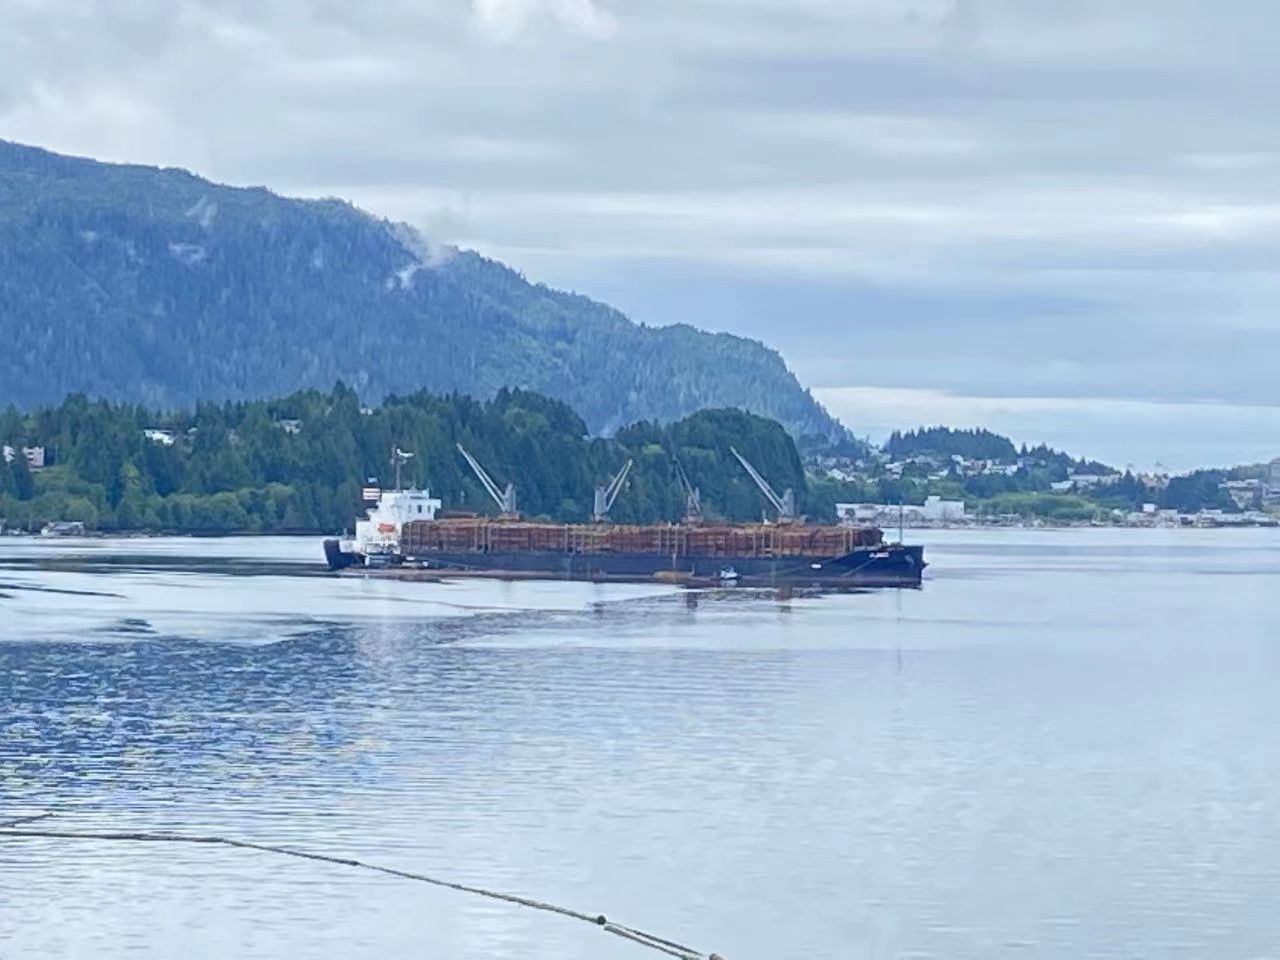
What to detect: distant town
<box><xmin>803</xmin><ymin>426</ymin><xmax>1280</xmax><ymax>529</ymax></box>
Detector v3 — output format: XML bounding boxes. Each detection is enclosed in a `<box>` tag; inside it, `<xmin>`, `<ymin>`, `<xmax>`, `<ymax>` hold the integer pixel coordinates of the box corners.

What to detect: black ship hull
<box><xmin>329</xmin><ymin>541</ymin><xmax>925</xmax><ymax>587</ymax></box>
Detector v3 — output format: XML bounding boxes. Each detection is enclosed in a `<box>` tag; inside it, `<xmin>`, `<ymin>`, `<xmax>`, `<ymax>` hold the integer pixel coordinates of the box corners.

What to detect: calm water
<box><xmin>2</xmin><ymin>530</ymin><xmax>1279</xmax><ymax>959</ymax></box>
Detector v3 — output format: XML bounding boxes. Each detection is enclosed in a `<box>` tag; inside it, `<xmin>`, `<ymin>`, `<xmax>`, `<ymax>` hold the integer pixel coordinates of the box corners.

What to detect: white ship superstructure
<box><xmin>327</xmin><ymin>485</ymin><xmax>442</xmax><ymax>568</ymax></box>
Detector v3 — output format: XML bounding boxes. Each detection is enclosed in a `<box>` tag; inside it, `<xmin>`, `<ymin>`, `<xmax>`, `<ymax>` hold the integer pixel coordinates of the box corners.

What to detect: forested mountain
<box><xmin>0</xmin><ymin>139</ymin><xmax>842</xmax><ymax>440</ymax></box>
<box><xmin>0</xmin><ymin>385</ymin><xmax>814</xmax><ymax>533</ymax></box>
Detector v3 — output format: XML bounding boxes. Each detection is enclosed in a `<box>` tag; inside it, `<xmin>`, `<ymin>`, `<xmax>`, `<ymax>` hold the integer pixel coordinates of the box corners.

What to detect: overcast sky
<box><xmin>3</xmin><ymin>0</ymin><xmax>1278</xmax><ymax>469</ymax></box>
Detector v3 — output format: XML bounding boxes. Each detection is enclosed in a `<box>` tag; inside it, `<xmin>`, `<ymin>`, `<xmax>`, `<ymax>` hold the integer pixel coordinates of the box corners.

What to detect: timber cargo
<box><xmin>397</xmin><ymin>518</ymin><xmax>923</xmax><ymax>586</ymax></box>
<box><xmin>401</xmin><ymin>517</ymin><xmax>883</xmax><ymax>557</ymax></box>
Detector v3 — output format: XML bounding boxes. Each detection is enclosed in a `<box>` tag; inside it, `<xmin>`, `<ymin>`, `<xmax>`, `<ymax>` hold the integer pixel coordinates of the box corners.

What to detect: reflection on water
<box><xmin>3</xmin><ymin>531</ymin><xmax>1280</xmax><ymax>959</ymax></box>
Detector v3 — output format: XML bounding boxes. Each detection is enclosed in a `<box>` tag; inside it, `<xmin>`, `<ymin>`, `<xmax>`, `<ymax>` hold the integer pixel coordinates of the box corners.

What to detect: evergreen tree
<box><xmin>11</xmin><ymin>451</ymin><xmax>34</xmax><ymax>500</ymax></box>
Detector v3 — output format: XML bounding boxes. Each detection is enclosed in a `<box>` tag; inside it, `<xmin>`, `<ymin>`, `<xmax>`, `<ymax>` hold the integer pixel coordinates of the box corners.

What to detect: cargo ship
<box><xmin>324</xmin><ymin>446</ymin><xmax>925</xmax><ymax>588</ymax></box>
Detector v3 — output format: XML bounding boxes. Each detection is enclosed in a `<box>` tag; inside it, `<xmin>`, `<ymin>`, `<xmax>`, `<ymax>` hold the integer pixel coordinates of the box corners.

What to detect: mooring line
<box><xmin>0</xmin><ymin>812</ymin><xmax>54</xmax><ymax>829</ymax></box>
<box><xmin>0</xmin><ymin>819</ymin><xmax>721</xmax><ymax>960</ymax></box>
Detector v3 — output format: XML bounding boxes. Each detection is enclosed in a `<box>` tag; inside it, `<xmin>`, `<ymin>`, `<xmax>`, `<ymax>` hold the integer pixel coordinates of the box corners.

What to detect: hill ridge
<box><xmin>0</xmin><ymin>138</ymin><xmax>846</xmax><ymax>442</ymax></box>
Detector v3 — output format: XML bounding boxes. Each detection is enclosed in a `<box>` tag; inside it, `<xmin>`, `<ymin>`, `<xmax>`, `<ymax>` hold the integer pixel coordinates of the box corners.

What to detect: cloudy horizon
<box><xmin>3</xmin><ymin>0</ymin><xmax>1277</xmax><ymax>470</ymax></box>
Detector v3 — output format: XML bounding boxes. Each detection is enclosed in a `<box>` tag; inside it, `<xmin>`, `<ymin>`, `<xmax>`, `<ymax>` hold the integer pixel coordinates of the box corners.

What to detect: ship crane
<box><xmin>730</xmin><ymin>446</ymin><xmax>796</xmax><ymax>522</ymax></box>
<box><xmin>673</xmin><ymin>458</ymin><xmax>703</xmax><ymax>523</ymax></box>
<box><xmin>456</xmin><ymin>443</ymin><xmax>518</xmax><ymax>517</ymax></box>
<box><xmin>593</xmin><ymin>459</ymin><xmax>634</xmax><ymax>522</ymax></box>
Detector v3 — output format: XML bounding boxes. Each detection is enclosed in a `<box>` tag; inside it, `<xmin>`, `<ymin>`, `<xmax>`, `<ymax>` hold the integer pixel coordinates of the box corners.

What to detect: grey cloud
<box><xmin>2</xmin><ymin>0</ymin><xmax>1279</xmax><ymax>461</ymax></box>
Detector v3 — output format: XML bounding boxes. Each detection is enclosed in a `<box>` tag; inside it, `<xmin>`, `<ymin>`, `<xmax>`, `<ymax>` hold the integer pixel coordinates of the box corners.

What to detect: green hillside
<box><xmin>0</xmin><ymin>139</ymin><xmax>844</xmax><ymax>441</ymax></box>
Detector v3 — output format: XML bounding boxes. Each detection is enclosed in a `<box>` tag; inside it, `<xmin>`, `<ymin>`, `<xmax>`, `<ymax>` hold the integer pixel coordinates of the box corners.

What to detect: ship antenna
<box><xmin>391</xmin><ymin>447</ymin><xmax>415</xmax><ymax>491</ymax></box>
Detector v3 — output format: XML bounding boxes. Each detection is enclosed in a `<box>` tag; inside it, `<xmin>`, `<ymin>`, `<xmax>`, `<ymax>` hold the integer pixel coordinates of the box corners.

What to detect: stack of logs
<box><xmin>401</xmin><ymin>519</ymin><xmax>883</xmax><ymax>559</ymax></box>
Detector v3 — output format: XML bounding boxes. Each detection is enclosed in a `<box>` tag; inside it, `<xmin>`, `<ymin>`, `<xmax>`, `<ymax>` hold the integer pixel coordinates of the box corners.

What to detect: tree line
<box><xmin>0</xmin><ymin>384</ymin><xmax>815</xmax><ymax>533</ymax></box>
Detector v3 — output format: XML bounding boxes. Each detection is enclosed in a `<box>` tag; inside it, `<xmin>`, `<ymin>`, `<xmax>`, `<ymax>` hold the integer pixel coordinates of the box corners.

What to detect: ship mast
<box><xmin>456</xmin><ymin>443</ymin><xmax>518</xmax><ymax>517</ymax></box>
<box><xmin>390</xmin><ymin>447</ymin><xmax>414</xmax><ymax>491</ymax></box>
<box><xmin>593</xmin><ymin>459</ymin><xmax>634</xmax><ymax>522</ymax></box>
<box><xmin>730</xmin><ymin>446</ymin><xmax>796</xmax><ymax>522</ymax></box>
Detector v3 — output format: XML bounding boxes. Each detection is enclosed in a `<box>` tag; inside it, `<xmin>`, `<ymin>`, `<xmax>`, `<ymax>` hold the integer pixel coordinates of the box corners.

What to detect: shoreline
<box><xmin>5</xmin><ymin>520</ymin><xmax>1280</xmax><ymax>542</ymax></box>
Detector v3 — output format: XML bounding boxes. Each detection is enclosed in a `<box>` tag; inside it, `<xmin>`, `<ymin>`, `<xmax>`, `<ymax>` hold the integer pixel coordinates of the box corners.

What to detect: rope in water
<box><xmin>0</xmin><ymin>813</ymin><xmax>55</xmax><ymax>829</ymax></box>
<box><xmin>0</xmin><ymin>816</ymin><xmax>721</xmax><ymax>960</ymax></box>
